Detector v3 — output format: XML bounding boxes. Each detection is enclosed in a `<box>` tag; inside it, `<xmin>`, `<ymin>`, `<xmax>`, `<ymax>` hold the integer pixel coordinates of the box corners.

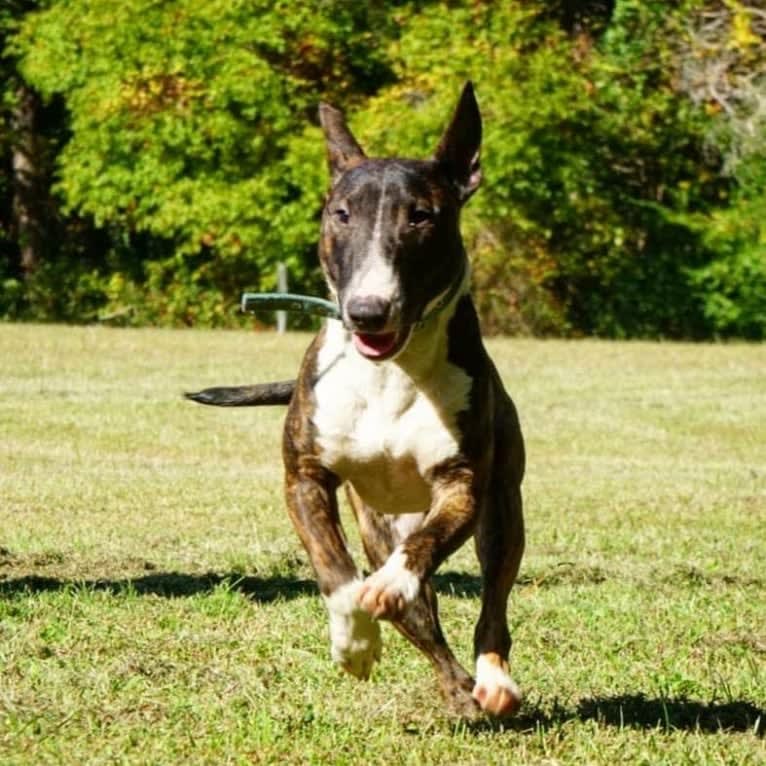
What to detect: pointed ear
<box><xmin>434</xmin><ymin>81</ymin><xmax>482</xmax><ymax>202</ymax></box>
<box><xmin>318</xmin><ymin>102</ymin><xmax>367</xmax><ymax>184</ymax></box>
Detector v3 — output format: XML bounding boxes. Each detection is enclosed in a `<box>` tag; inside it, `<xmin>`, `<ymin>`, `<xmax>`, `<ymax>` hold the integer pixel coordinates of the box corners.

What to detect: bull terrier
<box><xmin>187</xmin><ymin>82</ymin><xmax>525</xmax><ymax>717</ymax></box>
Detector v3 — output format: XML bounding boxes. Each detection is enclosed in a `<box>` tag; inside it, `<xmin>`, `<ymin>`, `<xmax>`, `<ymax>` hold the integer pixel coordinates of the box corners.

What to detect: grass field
<box><xmin>1</xmin><ymin>323</ymin><xmax>764</xmax><ymax>765</ymax></box>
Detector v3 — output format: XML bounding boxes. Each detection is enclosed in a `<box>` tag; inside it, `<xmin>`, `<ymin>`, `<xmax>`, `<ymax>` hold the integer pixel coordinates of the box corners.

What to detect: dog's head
<box><xmin>318</xmin><ymin>82</ymin><xmax>482</xmax><ymax>361</ymax></box>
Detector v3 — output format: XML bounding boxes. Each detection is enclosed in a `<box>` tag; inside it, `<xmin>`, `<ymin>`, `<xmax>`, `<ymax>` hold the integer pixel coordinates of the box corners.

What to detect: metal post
<box><xmin>276</xmin><ymin>262</ymin><xmax>288</xmax><ymax>334</ymax></box>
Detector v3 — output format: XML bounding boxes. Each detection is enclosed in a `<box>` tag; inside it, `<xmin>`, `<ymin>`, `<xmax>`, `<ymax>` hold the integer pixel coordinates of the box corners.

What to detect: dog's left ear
<box><xmin>434</xmin><ymin>81</ymin><xmax>482</xmax><ymax>202</ymax></box>
<box><xmin>319</xmin><ymin>102</ymin><xmax>367</xmax><ymax>185</ymax></box>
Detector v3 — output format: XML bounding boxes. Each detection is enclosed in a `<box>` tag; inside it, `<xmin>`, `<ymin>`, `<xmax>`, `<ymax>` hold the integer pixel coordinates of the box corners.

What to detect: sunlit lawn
<box><xmin>1</xmin><ymin>323</ymin><xmax>764</xmax><ymax>764</ymax></box>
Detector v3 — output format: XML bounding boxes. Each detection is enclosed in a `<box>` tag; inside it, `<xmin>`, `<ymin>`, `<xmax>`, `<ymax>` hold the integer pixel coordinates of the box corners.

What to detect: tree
<box><xmin>1</xmin><ymin>2</ymin><xmax>49</xmax><ymax>297</ymax></box>
<box><xmin>12</xmin><ymin>0</ymin><xmax>397</xmax><ymax>325</ymax></box>
<box><xmin>3</xmin><ymin>0</ymin><xmax>763</xmax><ymax>337</ymax></box>
<box><xmin>354</xmin><ymin>1</ymin><xmax>728</xmax><ymax>336</ymax></box>
<box><xmin>680</xmin><ymin>1</ymin><xmax>766</xmax><ymax>338</ymax></box>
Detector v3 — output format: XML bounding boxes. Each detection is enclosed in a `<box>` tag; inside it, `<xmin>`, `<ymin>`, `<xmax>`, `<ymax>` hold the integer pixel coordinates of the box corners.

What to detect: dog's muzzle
<box><xmin>351</xmin><ymin>326</ymin><xmax>413</xmax><ymax>360</ymax></box>
<box><xmin>346</xmin><ymin>295</ymin><xmax>391</xmax><ymax>333</ymax></box>
<box><xmin>343</xmin><ymin>295</ymin><xmax>411</xmax><ymax>361</ymax></box>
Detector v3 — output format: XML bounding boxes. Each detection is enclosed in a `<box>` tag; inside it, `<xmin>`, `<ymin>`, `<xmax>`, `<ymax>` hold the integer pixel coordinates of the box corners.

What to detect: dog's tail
<box><xmin>184</xmin><ymin>381</ymin><xmax>295</xmax><ymax>407</ymax></box>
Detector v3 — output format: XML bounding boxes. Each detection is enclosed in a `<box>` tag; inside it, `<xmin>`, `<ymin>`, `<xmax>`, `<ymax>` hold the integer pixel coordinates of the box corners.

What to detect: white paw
<box><xmin>472</xmin><ymin>653</ymin><xmax>522</xmax><ymax>717</ymax></box>
<box><xmin>324</xmin><ymin>579</ymin><xmax>382</xmax><ymax>680</ymax></box>
<box><xmin>358</xmin><ymin>547</ymin><xmax>420</xmax><ymax>620</ymax></box>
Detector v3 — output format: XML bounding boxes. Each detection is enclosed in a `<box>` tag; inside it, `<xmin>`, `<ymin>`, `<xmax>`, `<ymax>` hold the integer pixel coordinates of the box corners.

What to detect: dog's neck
<box><xmin>416</xmin><ymin>254</ymin><xmax>470</xmax><ymax>328</ymax></box>
<box><xmin>373</xmin><ymin>260</ymin><xmax>471</xmax><ymax>380</ymax></box>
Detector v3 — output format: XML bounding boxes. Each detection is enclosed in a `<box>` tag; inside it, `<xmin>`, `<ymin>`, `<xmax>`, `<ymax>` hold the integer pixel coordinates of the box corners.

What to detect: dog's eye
<box><xmin>408</xmin><ymin>207</ymin><xmax>433</xmax><ymax>226</ymax></box>
<box><xmin>334</xmin><ymin>208</ymin><xmax>350</xmax><ymax>225</ymax></box>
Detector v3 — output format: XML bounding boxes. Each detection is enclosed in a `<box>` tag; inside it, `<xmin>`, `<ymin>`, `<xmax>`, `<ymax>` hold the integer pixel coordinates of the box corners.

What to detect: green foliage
<box><xmin>10</xmin><ymin>0</ymin><xmax>396</xmax><ymax>324</ymax></box>
<box><xmin>354</xmin><ymin>0</ymin><xmax>729</xmax><ymax>337</ymax></box>
<box><xmin>688</xmin><ymin>195</ymin><xmax>766</xmax><ymax>339</ymax></box>
<box><xmin>1</xmin><ymin>0</ymin><xmax>764</xmax><ymax>337</ymax></box>
<box><xmin>679</xmin><ymin>0</ymin><xmax>766</xmax><ymax>339</ymax></box>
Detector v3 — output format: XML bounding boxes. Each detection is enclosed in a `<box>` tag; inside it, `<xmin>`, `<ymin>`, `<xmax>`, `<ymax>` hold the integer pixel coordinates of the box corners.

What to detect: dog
<box><xmin>187</xmin><ymin>82</ymin><xmax>525</xmax><ymax>717</ymax></box>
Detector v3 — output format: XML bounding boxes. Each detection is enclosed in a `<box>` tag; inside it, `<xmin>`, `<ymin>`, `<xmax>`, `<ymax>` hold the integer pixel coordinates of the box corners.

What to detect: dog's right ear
<box><xmin>319</xmin><ymin>103</ymin><xmax>367</xmax><ymax>184</ymax></box>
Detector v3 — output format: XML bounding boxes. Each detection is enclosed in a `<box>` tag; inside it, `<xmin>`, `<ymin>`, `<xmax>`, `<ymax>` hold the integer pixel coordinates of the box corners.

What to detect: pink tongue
<box><xmin>353</xmin><ymin>331</ymin><xmax>398</xmax><ymax>358</ymax></box>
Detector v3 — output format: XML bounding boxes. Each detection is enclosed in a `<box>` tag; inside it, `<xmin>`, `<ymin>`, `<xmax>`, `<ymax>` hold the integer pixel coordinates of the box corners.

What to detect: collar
<box><xmin>240</xmin><ymin>258</ymin><xmax>469</xmax><ymax>328</ymax></box>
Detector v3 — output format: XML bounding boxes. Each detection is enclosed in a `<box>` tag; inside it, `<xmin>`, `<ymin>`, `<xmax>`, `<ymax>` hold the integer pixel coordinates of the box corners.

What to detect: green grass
<box><xmin>1</xmin><ymin>323</ymin><xmax>764</xmax><ymax>765</ymax></box>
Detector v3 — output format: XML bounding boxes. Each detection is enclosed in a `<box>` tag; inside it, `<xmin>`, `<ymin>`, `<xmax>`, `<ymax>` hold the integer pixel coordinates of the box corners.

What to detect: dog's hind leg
<box><xmin>472</xmin><ymin>410</ymin><xmax>525</xmax><ymax>717</ymax></box>
<box><xmin>346</xmin><ymin>486</ymin><xmax>479</xmax><ymax>716</ymax></box>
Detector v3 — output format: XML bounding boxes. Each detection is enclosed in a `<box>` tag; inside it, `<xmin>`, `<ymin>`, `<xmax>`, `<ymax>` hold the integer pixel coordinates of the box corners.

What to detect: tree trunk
<box><xmin>11</xmin><ymin>84</ymin><xmax>46</xmax><ymax>278</ymax></box>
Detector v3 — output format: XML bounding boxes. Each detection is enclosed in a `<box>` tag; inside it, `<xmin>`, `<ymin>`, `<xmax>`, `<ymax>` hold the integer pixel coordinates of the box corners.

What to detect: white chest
<box><xmin>312</xmin><ymin>322</ymin><xmax>471</xmax><ymax>515</ymax></box>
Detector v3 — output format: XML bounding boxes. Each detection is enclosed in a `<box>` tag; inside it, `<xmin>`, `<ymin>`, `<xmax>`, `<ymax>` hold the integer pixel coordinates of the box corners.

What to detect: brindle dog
<box><xmin>188</xmin><ymin>82</ymin><xmax>525</xmax><ymax>717</ymax></box>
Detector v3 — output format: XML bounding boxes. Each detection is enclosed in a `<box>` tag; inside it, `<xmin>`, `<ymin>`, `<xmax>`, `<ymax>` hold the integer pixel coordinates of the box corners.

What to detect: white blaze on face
<box><xmin>344</xmin><ymin>173</ymin><xmax>399</xmax><ymax>316</ymax></box>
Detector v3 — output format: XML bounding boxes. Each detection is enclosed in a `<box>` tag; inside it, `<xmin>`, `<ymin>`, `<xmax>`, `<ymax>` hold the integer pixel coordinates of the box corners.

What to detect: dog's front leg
<box><xmin>358</xmin><ymin>462</ymin><xmax>478</xmax><ymax>621</ymax></box>
<box><xmin>285</xmin><ymin>465</ymin><xmax>381</xmax><ymax>679</ymax></box>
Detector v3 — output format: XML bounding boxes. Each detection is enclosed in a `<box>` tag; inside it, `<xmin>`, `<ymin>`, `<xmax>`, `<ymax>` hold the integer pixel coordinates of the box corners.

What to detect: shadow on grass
<box><xmin>0</xmin><ymin>564</ymin><xmax>621</xmax><ymax>604</ymax></box>
<box><xmin>0</xmin><ymin>569</ymin><xmax>486</xmax><ymax>601</ymax></box>
<box><xmin>433</xmin><ymin>563</ymin><xmax>613</xmax><ymax>595</ymax></box>
<box><xmin>461</xmin><ymin>694</ymin><xmax>764</xmax><ymax>736</ymax></box>
<box><xmin>2</xmin><ymin>567</ymin><xmax>763</xmax><ymax>737</ymax></box>
<box><xmin>0</xmin><ymin>571</ymin><xmax>317</xmax><ymax>603</ymax></box>
<box><xmin>576</xmin><ymin>694</ymin><xmax>764</xmax><ymax>735</ymax></box>
<box><xmin>432</xmin><ymin>571</ymin><xmax>482</xmax><ymax>597</ymax></box>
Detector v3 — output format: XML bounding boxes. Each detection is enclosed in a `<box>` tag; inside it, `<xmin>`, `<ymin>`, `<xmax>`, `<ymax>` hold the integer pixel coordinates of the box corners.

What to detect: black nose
<box><xmin>346</xmin><ymin>295</ymin><xmax>391</xmax><ymax>332</ymax></box>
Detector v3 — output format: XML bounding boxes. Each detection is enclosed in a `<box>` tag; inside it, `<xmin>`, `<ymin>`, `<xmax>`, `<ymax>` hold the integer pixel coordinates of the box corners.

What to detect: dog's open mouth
<box><xmin>352</xmin><ymin>328</ymin><xmax>412</xmax><ymax>361</ymax></box>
